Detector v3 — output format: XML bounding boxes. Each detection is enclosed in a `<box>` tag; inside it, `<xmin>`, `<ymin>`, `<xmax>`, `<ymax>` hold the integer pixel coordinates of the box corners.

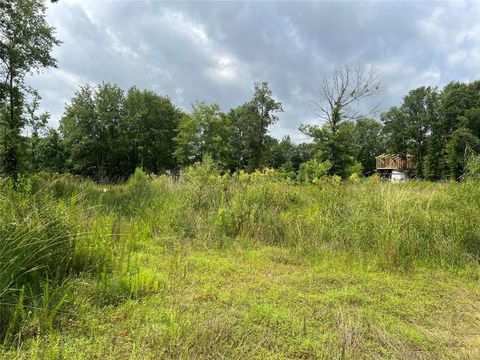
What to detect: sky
<box><xmin>28</xmin><ymin>0</ymin><xmax>480</xmax><ymax>142</ymax></box>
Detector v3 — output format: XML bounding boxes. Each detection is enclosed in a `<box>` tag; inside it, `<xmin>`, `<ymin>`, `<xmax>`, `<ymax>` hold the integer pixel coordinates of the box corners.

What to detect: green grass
<box><xmin>1</xmin><ymin>167</ymin><xmax>480</xmax><ymax>358</ymax></box>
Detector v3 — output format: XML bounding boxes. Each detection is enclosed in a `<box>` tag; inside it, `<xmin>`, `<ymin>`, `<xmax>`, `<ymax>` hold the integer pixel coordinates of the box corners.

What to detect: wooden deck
<box><xmin>375</xmin><ymin>154</ymin><xmax>413</xmax><ymax>171</ymax></box>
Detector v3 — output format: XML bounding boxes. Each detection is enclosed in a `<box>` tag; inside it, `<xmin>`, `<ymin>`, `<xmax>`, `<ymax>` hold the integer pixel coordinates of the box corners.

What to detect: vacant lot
<box><xmin>1</xmin><ymin>168</ymin><xmax>480</xmax><ymax>359</ymax></box>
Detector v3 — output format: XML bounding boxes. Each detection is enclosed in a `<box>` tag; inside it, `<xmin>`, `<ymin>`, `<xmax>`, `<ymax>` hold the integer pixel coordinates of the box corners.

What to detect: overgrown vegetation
<box><xmin>2</xmin><ymin>1</ymin><xmax>480</xmax><ymax>182</ymax></box>
<box><xmin>1</xmin><ymin>167</ymin><xmax>480</xmax><ymax>358</ymax></box>
<box><xmin>2</xmin><ymin>1</ymin><xmax>480</xmax><ymax>358</ymax></box>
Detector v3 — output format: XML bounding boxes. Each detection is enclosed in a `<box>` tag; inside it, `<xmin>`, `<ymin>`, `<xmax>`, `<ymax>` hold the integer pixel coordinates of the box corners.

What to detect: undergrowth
<box><xmin>1</xmin><ymin>163</ymin><xmax>480</xmax><ymax>357</ymax></box>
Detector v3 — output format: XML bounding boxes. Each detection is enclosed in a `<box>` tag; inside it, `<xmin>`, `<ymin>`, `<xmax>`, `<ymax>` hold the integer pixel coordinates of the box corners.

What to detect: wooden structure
<box><xmin>375</xmin><ymin>154</ymin><xmax>413</xmax><ymax>179</ymax></box>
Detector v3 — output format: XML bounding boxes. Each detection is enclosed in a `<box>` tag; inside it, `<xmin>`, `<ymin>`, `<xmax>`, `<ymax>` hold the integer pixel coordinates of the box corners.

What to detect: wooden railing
<box><xmin>375</xmin><ymin>154</ymin><xmax>413</xmax><ymax>171</ymax></box>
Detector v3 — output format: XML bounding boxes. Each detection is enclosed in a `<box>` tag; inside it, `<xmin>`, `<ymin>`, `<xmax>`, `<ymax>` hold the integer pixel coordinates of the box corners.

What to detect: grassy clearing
<box><xmin>1</xmin><ymin>167</ymin><xmax>480</xmax><ymax>358</ymax></box>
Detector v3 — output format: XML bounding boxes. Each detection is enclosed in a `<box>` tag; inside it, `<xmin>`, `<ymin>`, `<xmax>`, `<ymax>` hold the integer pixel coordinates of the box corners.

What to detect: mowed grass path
<box><xmin>10</xmin><ymin>244</ymin><xmax>480</xmax><ymax>359</ymax></box>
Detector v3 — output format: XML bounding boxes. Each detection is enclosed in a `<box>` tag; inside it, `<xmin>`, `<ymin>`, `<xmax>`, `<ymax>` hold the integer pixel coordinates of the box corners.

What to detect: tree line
<box><xmin>2</xmin><ymin>0</ymin><xmax>480</xmax><ymax>181</ymax></box>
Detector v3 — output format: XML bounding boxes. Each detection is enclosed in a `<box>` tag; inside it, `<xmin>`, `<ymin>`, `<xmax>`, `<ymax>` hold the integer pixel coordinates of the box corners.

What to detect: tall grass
<box><xmin>2</xmin><ymin>164</ymin><xmax>480</xmax><ymax>345</ymax></box>
<box><xmin>0</xmin><ymin>175</ymin><xmax>114</xmax><ymax>342</ymax></box>
<box><xmin>140</xmin><ymin>165</ymin><xmax>480</xmax><ymax>270</ymax></box>
<box><xmin>0</xmin><ymin>178</ymin><xmax>73</xmax><ymax>338</ymax></box>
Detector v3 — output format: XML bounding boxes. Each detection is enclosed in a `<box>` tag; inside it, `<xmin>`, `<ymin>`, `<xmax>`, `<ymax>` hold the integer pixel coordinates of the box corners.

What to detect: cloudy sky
<box><xmin>29</xmin><ymin>0</ymin><xmax>480</xmax><ymax>142</ymax></box>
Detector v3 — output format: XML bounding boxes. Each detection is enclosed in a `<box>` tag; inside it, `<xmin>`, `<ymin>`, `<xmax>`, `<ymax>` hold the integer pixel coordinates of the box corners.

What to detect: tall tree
<box><xmin>231</xmin><ymin>82</ymin><xmax>283</xmax><ymax>171</ymax></box>
<box><xmin>382</xmin><ymin>87</ymin><xmax>438</xmax><ymax>178</ymax></box>
<box><xmin>439</xmin><ymin>81</ymin><xmax>480</xmax><ymax>136</ymax></box>
<box><xmin>381</xmin><ymin>106</ymin><xmax>409</xmax><ymax>156</ymax></box>
<box><xmin>402</xmin><ymin>87</ymin><xmax>438</xmax><ymax>178</ymax></box>
<box><xmin>61</xmin><ymin>84</ymin><xmax>182</xmax><ymax>179</ymax></box>
<box><xmin>174</xmin><ymin>101</ymin><xmax>233</xmax><ymax>168</ymax></box>
<box><xmin>25</xmin><ymin>90</ymin><xmax>49</xmax><ymax>171</ymax></box>
<box><xmin>0</xmin><ymin>0</ymin><xmax>60</xmax><ymax>176</ymax></box>
<box><xmin>36</xmin><ymin>128</ymin><xmax>67</xmax><ymax>172</ymax></box>
<box><xmin>301</xmin><ymin>65</ymin><xmax>381</xmax><ymax>177</ymax></box>
<box><xmin>430</xmin><ymin>81</ymin><xmax>480</xmax><ymax>179</ymax></box>
<box><xmin>353</xmin><ymin>118</ymin><xmax>385</xmax><ymax>175</ymax></box>
<box><xmin>445</xmin><ymin>128</ymin><xmax>480</xmax><ymax>180</ymax></box>
<box><xmin>305</xmin><ymin>121</ymin><xmax>360</xmax><ymax>178</ymax></box>
<box><xmin>95</xmin><ymin>83</ymin><xmax>125</xmax><ymax>178</ymax></box>
<box><xmin>123</xmin><ymin>88</ymin><xmax>182</xmax><ymax>174</ymax></box>
<box><xmin>60</xmin><ymin>85</ymin><xmax>100</xmax><ymax>178</ymax></box>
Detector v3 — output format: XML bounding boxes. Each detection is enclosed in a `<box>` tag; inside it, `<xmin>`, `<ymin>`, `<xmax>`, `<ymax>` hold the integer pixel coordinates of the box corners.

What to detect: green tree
<box><xmin>95</xmin><ymin>83</ymin><xmax>125</xmax><ymax>178</ymax></box>
<box><xmin>230</xmin><ymin>82</ymin><xmax>283</xmax><ymax>171</ymax></box>
<box><xmin>303</xmin><ymin>121</ymin><xmax>360</xmax><ymax>178</ymax></box>
<box><xmin>0</xmin><ymin>0</ymin><xmax>60</xmax><ymax>176</ymax></box>
<box><xmin>174</xmin><ymin>101</ymin><xmax>233</xmax><ymax>168</ymax></box>
<box><xmin>382</xmin><ymin>87</ymin><xmax>438</xmax><ymax>178</ymax></box>
<box><xmin>36</xmin><ymin>128</ymin><xmax>67</xmax><ymax>172</ymax></box>
<box><xmin>123</xmin><ymin>87</ymin><xmax>182</xmax><ymax>174</ymax></box>
<box><xmin>439</xmin><ymin>81</ymin><xmax>480</xmax><ymax>136</ymax></box>
<box><xmin>297</xmin><ymin>159</ymin><xmax>332</xmax><ymax>183</ymax></box>
<box><xmin>270</xmin><ymin>136</ymin><xmax>295</xmax><ymax>170</ymax></box>
<box><xmin>461</xmin><ymin>108</ymin><xmax>480</xmax><ymax>138</ymax></box>
<box><xmin>382</xmin><ymin>107</ymin><xmax>409</xmax><ymax>156</ymax></box>
<box><xmin>426</xmin><ymin>81</ymin><xmax>480</xmax><ymax>179</ymax></box>
<box><xmin>301</xmin><ymin>65</ymin><xmax>381</xmax><ymax>177</ymax></box>
<box><xmin>59</xmin><ymin>85</ymin><xmax>100</xmax><ymax>178</ymax></box>
<box><xmin>25</xmin><ymin>90</ymin><xmax>49</xmax><ymax>171</ymax></box>
<box><xmin>60</xmin><ymin>83</ymin><xmax>125</xmax><ymax>179</ymax></box>
<box><xmin>61</xmin><ymin>84</ymin><xmax>182</xmax><ymax>179</ymax></box>
<box><xmin>402</xmin><ymin>87</ymin><xmax>438</xmax><ymax>178</ymax></box>
<box><xmin>353</xmin><ymin>118</ymin><xmax>385</xmax><ymax>175</ymax></box>
<box><xmin>445</xmin><ymin>128</ymin><xmax>480</xmax><ymax>180</ymax></box>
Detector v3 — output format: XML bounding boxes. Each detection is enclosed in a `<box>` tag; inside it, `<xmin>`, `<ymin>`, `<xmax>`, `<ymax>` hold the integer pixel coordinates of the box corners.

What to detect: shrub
<box><xmin>297</xmin><ymin>159</ymin><xmax>332</xmax><ymax>184</ymax></box>
<box><xmin>127</xmin><ymin>167</ymin><xmax>151</xmax><ymax>192</ymax></box>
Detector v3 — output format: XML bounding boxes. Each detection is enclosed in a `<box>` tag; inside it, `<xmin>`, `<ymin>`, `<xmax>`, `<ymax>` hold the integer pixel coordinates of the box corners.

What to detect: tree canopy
<box><xmin>1</xmin><ymin>4</ymin><xmax>480</xmax><ymax>182</ymax></box>
<box><xmin>0</xmin><ymin>0</ymin><xmax>60</xmax><ymax>176</ymax></box>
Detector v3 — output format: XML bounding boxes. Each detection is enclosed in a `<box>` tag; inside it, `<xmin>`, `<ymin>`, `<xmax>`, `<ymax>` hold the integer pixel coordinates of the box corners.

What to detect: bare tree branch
<box><xmin>311</xmin><ymin>64</ymin><xmax>382</xmax><ymax>134</ymax></box>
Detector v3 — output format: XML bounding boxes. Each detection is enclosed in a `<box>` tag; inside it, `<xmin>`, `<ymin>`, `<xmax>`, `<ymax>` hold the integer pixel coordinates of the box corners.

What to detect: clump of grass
<box><xmin>0</xmin><ymin>177</ymin><xmax>78</xmax><ymax>339</ymax></box>
<box><xmin>0</xmin><ymin>175</ymin><xmax>119</xmax><ymax>344</ymax></box>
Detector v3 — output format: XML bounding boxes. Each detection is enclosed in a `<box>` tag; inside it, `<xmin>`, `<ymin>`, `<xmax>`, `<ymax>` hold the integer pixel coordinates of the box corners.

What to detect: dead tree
<box><xmin>307</xmin><ymin>65</ymin><xmax>382</xmax><ymax>134</ymax></box>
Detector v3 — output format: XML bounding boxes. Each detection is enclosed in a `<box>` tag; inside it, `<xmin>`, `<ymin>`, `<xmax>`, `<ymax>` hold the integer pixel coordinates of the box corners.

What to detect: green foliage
<box><xmin>123</xmin><ymin>87</ymin><xmax>181</xmax><ymax>174</ymax></box>
<box><xmin>60</xmin><ymin>84</ymin><xmax>182</xmax><ymax>180</ymax></box>
<box><xmin>0</xmin><ymin>0</ymin><xmax>60</xmax><ymax>176</ymax></box>
<box><xmin>229</xmin><ymin>82</ymin><xmax>283</xmax><ymax>171</ymax></box>
<box><xmin>2</xmin><ymin>172</ymin><xmax>480</xmax><ymax>357</ymax></box>
<box><xmin>174</xmin><ymin>102</ymin><xmax>233</xmax><ymax>168</ymax></box>
<box><xmin>35</xmin><ymin>129</ymin><xmax>68</xmax><ymax>173</ymax></box>
<box><xmin>383</xmin><ymin>87</ymin><xmax>438</xmax><ymax>178</ymax></box>
<box><xmin>353</xmin><ymin>118</ymin><xmax>385</xmax><ymax>175</ymax></box>
<box><xmin>269</xmin><ymin>136</ymin><xmax>315</xmax><ymax>173</ymax></box>
<box><xmin>446</xmin><ymin>128</ymin><xmax>480</xmax><ymax>180</ymax></box>
<box><xmin>297</xmin><ymin>159</ymin><xmax>332</xmax><ymax>183</ymax></box>
<box><xmin>127</xmin><ymin>167</ymin><xmax>150</xmax><ymax>192</ymax></box>
<box><xmin>463</xmin><ymin>151</ymin><xmax>480</xmax><ymax>181</ymax></box>
<box><xmin>301</xmin><ymin>122</ymin><xmax>358</xmax><ymax>178</ymax></box>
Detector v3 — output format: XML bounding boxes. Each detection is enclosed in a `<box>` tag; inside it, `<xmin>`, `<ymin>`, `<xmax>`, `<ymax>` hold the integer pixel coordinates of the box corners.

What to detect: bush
<box><xmin>297</xmin><ymin>159</ymin><xmax>332</xmax><ymax>184</ymax></box>
<box><xmin>127</xmin><ymin>167</ymin><xmax>151</xmax><ymax>192</ymax></box>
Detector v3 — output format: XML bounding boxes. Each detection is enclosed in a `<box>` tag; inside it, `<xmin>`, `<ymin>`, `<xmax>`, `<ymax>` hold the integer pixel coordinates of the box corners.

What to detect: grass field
<box><xmin>1</xmin><ymin>165</ymin><xmax>480</xmax><ymax>359</ymax></box>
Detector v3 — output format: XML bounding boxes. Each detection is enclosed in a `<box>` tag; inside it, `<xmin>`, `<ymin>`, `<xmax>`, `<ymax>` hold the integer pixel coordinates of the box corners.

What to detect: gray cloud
<box><xmin>27</xmin><ymin>0</ymin><xmax>480</xmax><ymax>142</ymax></box>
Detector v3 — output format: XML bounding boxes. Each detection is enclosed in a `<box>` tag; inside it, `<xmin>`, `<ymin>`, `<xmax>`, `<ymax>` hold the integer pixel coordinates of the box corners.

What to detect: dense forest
<box><xmin>2</xmin><ymin>0</ymin><xmax>480</xmax><ymax>182</ymax></box>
